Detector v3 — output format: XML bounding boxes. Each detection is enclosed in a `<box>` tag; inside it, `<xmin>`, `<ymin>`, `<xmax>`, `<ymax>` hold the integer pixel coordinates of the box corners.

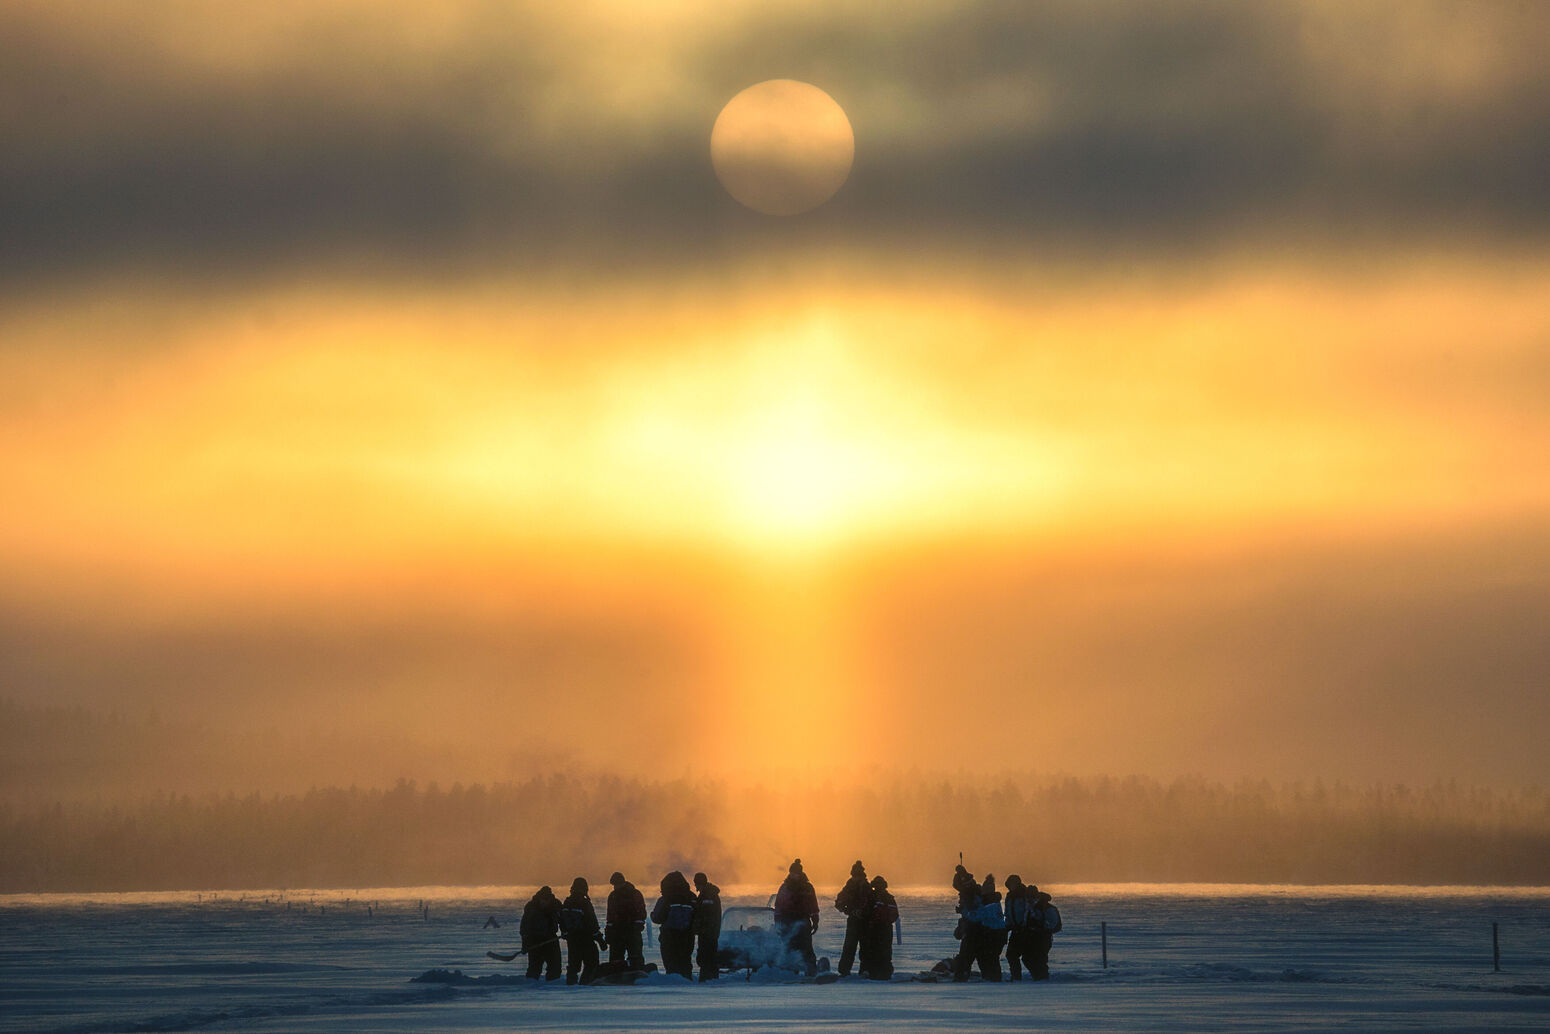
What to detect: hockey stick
<box><xmin>487</xmin><ymin>937</ymin><xmax>559</xmax><ymax>962</ymax></box>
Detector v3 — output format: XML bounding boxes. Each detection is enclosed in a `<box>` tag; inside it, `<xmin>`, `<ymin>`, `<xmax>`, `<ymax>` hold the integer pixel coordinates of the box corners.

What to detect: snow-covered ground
<box><xmin>4</xmin><ymin>884</ymin><xmax>1547</xmax><ymax>1033</ymax></box>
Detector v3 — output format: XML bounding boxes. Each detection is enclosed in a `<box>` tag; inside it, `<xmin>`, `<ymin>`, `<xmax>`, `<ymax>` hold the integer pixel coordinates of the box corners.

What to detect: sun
<box><xmin>711</xmin><ymin>80</ymin><xmax>855</xmax><ymax>216</ymax></box>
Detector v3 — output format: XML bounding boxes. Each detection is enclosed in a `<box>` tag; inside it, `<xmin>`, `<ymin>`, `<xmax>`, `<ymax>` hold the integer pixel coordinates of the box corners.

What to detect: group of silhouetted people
<box><xmin>512</xmin><ymin>858</ymin><xmax>1057</xmax><ymax>985</ymax></box>
<box><xmin>951</xmin><ymin>864</ymin><xmax>1061</xmax><ymax>981</ymax></box>
<box><xmin>519</xmin><ymin>871</ymin><xmax>722</xmax><ymax>983</ymax></box>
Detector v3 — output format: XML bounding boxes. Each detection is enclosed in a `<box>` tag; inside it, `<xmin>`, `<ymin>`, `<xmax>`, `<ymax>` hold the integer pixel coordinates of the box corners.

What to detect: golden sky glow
<box><xmin>4</xmin><ymin>261</ymin><xmax>1545</xmax><ymax>578</ymax></box>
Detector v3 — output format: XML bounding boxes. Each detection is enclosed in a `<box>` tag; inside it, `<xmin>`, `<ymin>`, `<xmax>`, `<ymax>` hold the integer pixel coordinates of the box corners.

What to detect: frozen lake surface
<box><xmin>3</xmin><ymin>884</ymin><xmax>1548</xmax><ymax>1032</ymax></box>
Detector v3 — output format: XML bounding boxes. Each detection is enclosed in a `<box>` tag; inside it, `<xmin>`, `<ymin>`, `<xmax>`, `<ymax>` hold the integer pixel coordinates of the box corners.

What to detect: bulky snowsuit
<box><xmin>605</xmin><ymin>877</ymin><xmax>647</xmax><ymax>971</ymax></box>
<box><xmin>834</xmin><ymin>869</ymin><xmax>870</xmax><ymax>977</ymax></box>
<box><xmin>974</xmin><ymin>885</ymin><xmax>1007</xmax><ymax>982</ymax></box>
<box><xmin>1030</xmin><ymin>893</ymin><xmax>1061</xmax><ymax>980</ymax></box>
<box><xmin>1004</xmin><ymin>881</ymin><xmax>1036</xmax><ymax>981</ymax></box>
<box><xmin>693</xmin><ymin>878</ymin><xmax>722</xmax><ymax>981</ymax></box>
<box><xmin>650</xmin><ymin>871</ymin><xmax>697</xmax><ymax>979</ymax></box>
<box><xmin>952</xmin><ymin>868</ymin><xmax>982</xmax><ymax>982</ymax></box>
<box><xmin>773</xmin><ymin>866</ymin><xmax>820</xmax><ymax>977</ymax></box>
<box><xmin>559</xmin><ymin>884</ymin><xmax>603</xmax><ymax>985</ymax></box>
<box><xmin>858</xmin><ymin>879</ymin><xmax>898</xmax><ymax>980</ymax></box>
<box><xmin>520</xmin><ymin>887</ymin><xmax>563</xmax><ymax>981</ymax></box>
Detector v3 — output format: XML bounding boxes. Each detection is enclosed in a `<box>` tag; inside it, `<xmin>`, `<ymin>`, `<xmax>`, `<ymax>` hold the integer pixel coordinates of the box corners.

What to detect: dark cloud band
<box><xmin>3</xmin><ymin>1</ymin><xmax>1548</xmax><ymax>282</ymax></box>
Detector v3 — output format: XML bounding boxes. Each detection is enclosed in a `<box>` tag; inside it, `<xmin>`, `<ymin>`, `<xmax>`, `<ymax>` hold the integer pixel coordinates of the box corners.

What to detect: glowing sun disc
<box><xmin>711</xmin><ymin>80</ymin><xmax>854</xmax><ymax>216</ymax></box>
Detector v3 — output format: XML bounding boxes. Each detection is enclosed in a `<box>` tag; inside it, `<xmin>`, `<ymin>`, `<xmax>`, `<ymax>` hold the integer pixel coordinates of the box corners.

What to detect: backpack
<box><xmin>870</xmin><ymin>897</ymin><xmax>899</xmax><ymax>928</ymax></box>
<box><xmin>1042</xmin><ymin>904</ymin><xmax>1062</xmax><ymax>934</ymax></box>
<box><xmin>559</xmin><ymin>904</ymin><xmax>593</xmax><ymax>937</ymax></box>
<box><xmin>665</xmin><ymin>901</ymin><xmax>695</xmax><ymax>932</ymax></box>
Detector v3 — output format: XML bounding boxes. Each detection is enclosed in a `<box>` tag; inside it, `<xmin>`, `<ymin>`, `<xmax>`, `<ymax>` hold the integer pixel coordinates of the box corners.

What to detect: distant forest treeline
<box><xmin>5</xmin><ymin>774</ymin><xmax>1549</xmax><ymax>892</ymax></box>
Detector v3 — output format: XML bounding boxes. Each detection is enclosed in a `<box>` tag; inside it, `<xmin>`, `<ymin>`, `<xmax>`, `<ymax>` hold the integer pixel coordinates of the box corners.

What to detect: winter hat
<box><xmin>789</xmin><ymin>858</ymin><xmax>804</xmax><ymax>875</ymax></box>
<box><xmin>851</xmin><ymin>860</ymin><xmax>866</xmax><ymax>877</ymax></box>
<box><xmin>870</xmin><ymin>875</ymin><xmax>888</xmax><ymax>890</ymax></box>
<box><xmin>1005</xmin><ymin>874</ymin><xmax>1024</xmax><ymax>889</ymax></box>
<box><xmin>571</xmin><ymin>877</ymin><xmax>588</xmax><ymax>895</ymax></box>
<box><xmin>982</xmin><ymin>873</ymin><xmax>996</xmax><ymax>894</ymax></box>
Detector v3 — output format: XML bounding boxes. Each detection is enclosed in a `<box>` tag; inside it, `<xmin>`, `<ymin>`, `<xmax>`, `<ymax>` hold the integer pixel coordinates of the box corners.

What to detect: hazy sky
<box><xmin>3</xmin><ymin>1</ymin><xmax>1547</xmax><ymax>792</ymax></box>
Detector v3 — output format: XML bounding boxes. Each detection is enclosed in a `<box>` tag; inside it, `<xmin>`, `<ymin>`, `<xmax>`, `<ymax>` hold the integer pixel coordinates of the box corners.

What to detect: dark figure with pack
<box><xmin>691</xmin><ymin>872</ymin><xmax>722</xmax><ymax>981</ymax></box>
<box><xmin>951</xmin><ymin>865</ymin><xmax>982</xmax><ymax>982</ymax></box>
<box><xmin>833</xmin><ymin>860</ymin><xmax>869</xmax><ymax>977</ymax></box>
<box><xmin>973</xmin><ymin>873</ymin><xmax>1007</xmax><ymax>981</ymax></box>
<box><xmin>650</xmin><ymin>870</ymin><xmax>697</xmax><ymax>978</ymax></box>
<box><xmin>858</xmin><ymin>875</ymin><xmax>898</xmax><ymax>980</ymax></box>
<box><xmin>1029</xmin><ymin>889</ymin><xmax>1062</xmax><ymax>979</ymax></box>
<box><xmin>773</xmin><ymin>858</ymin><xmax>820</xmax><ymax>977</ymax></box>
<box><xmin>559</xmin><ymin>877</ymin><xmax>606</xmax><ymax>985</ymax></box>
<box><xmin>520</xmin><ymin>885</ymin><xmax>563</xmax><ymax>981</ymax></box>
<box><xmin>1003</xmin><ymin>875</ymin><xmax>1037</xmax><ymax>981</ymax></box>
<box><xmin>604</xmin><ymin>871</ymin><xmax>648</xmax><ymax>971</ymax></box>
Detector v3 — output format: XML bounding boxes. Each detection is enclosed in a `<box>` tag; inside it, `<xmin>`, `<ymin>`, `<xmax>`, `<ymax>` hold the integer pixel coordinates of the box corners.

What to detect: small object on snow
<box><xmin>483</xmin><ymin>915</ymin><xmax>501</xmax><ymax>929</ymax></box>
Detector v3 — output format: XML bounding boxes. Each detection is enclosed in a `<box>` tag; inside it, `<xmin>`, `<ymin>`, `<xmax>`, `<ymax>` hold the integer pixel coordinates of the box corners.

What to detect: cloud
<box><xmin>3</xmin><ymin>1</ymin><xmax>1548</xmax><ymax>283</ymax></box>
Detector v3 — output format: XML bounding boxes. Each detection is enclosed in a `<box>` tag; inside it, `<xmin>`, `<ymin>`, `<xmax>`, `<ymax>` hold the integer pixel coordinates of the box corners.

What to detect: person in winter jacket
<box><xmin>951</xmin><ymin>865</ymin><xmax>982</xmax><ymax>982</ymax></box>
<box><xmin>833</xmin><ymin>860</ymin><xmax>869</xmax><ymax>977</ymax></box>
<box><xmin>1029</xmin><ymin>889</ymin><xmax>1062</xmax><ymax>980</ymax></box>
<box><xmin>559</xmin><ymin>877</ymin><xmax>605</xmax><ymax>985</ymax></box>
<box><xmin>604</xmin><ymin>871</ymin><xmax>648</xmax><ymax>971</ymax></box>
<box><xmin>773</xmin><ymin>858</ymin><xmax>820</xmax><ymax>977</ymax></box>
<box><xmin>692</xmin><ymin>871</ymin><xmax>722</xmax><ymax>981</ymax></box>
<box><xmin>858</xmin><ymin>875</ymin><xmax>898</xmax><ymax>980</ymax></box>
<box><xmin>973</xmin><ymin>873</ymin><xmax>1007</xmax><ymax>981</ymax></box>
<box><xmin>650</xmin><ymin>870</ymin><xmax>697</xmax><ymax>978</ymax></box>
<box><xmin>520</xmin><ymin>885</ymin><xmax>563</xmax><ymax>981</ymax></box>
<box><xmin>1003</xmin><ymin>875</ymin><xmax>1036</xmax><ymax>981</ymax></box>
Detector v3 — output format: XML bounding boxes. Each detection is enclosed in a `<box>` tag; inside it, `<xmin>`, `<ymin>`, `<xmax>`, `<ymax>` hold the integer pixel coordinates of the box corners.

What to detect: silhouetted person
<box><xmin>651</xmin><ymin>870</ymin><xmax>697</xmax><ymax>978</ymax></box>
<box><xmin>605</xmin><ymin>871</ymin><xmax>647</xmax><ymax>971</ymax></box>
<box><xmin>692</xmin><ymin>871</ymin><xmax>722</xmax><ymax>981</ymax></box>
<box><xmin>858</xmin><ymin>874</ymin><xmax>898</xmax><ymax>980</ymax></box>
<box><xmin>773</xmin><ymin>858</ymin><xmax>820</xmax><ymax>976</ymax></box>
<box><xmin>560</xmin><ymin>877</ymin><xmax>605</xmax><ymax>985</ymax></box>
<box><xmin>1003</xmin><ymin>875</ymin><xmax>1036</xmax><ymax>981</ymax></box>
<box><xmin>974</xmin><ymin>873</ymin><xmax>1007</xmax><ymax>981</ymax></box>
<box><xmin>834</xmin><ymin>859</ymin><xmax>869</xmax><ymax>977</ymax></box>
<box><xmin>951</xmin><ymin>865</ymin><xmax>981</xmax><ymax>982</ymax></box>
<box><xmin>1030</xmin><ymin>889</ymin><xmax>1061</xmax><ymax>980</ymax></box>
<box><xmin>520</xmin><ymin>885</ymin><xmax>563</xmax><ymax>981</ymax></box>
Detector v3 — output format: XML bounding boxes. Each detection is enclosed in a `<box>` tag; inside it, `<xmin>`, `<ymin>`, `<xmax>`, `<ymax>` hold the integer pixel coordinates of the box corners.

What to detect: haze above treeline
<box><xmin>6</xmin><ymin>770</ymin><xmax>1548</xmax><ymax>894</ymax></box>
<box><xmin>5</xmin><ymin>701</ymin><xmax>1549</xmax><ymax>892</ymax></box>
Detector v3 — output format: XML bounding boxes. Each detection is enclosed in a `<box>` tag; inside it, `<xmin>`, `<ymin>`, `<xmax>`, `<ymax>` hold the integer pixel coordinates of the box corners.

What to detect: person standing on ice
<box><xmin>519</xmin><ymin>885</ymin><xmax>563</xmax><ymax>981</ymax></box>
<box><xmin>1029</xmin><ymin>889</ymin><xmax>1062</xmax><ymax>980</ymax></box>
<box><xmin>773</xmin><ymin>858</ymin><xmax>820</xmax><ymax>976</ymax></box>
<box><xmin>833</xmin><ymin>859</ymin><xmax>869</xmax><ymax>977</ymax></box>
<box><xmin>973</xmin><ymin>873</ymin><xmax>1007</xmax><ymax>981</ymax></box>
<box><xmin>604</xmin><ymin>871</ymin><xmax>648</xmax><ymax>971</ymax></box>
<box><xmin>650</xmin><ymin>870</ymin><xmax>697</xmax><ymax>978</ymax></box>
<box><xmin>1003</xmin><ymin>875</ymin><xmax>1036</xmax><ymax>981</ymax></box>
<box><xmin>559</xmin><ymin>877</ymin><xmax>606</xmax><ymax>985</ymax></box>
<box><xmin>857</xmin><ymin>874</ymin><xmax>898</xmax><ymax>980</ymax></box>
<box><xmin>692</xmin><ymin>871</ymin><xmax>722</xmax><ymax>981</ymax></box>
<box><xmin>951</xmin><ymin>865</ymin><xmax>982</xmax><ymax>982</ymax></box>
